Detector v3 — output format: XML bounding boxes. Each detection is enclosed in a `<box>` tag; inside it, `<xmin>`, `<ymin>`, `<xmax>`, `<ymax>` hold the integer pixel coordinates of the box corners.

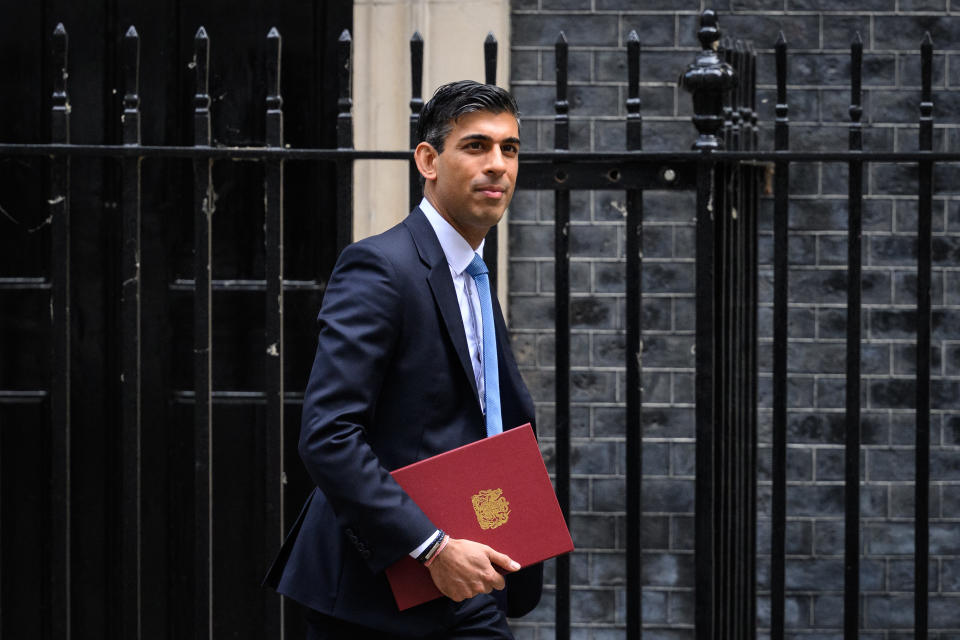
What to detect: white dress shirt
<box><xmin>408</xmin><ymin>197</ymin><xmax>490</xmax><ymax>559</ymax></box>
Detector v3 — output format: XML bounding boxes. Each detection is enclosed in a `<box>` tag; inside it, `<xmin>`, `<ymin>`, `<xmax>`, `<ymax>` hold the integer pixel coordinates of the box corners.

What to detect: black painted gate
<box><xmin>5</xmin><ymin>7</ymin><xmax>947</xmax><ymax>640</ymax></box>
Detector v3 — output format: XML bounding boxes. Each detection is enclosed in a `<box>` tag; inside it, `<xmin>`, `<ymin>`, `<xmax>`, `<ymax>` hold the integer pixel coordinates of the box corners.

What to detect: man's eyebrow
<box><xmin>458</xmin><ymin>133</ymin><xmax>522</xmax><ymax>146</ymax></box>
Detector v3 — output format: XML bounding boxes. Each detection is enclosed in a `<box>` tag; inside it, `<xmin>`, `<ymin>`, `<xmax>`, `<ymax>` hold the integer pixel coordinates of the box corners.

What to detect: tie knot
<box><xmin>465</xmin><ymin>253</ymin><xmax>489</xmax><ymax>278</ymax></box>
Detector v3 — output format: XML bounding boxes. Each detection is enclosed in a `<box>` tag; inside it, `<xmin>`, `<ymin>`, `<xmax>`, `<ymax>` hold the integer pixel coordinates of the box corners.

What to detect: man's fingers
<box><xmin>486</xmin><ymin>548</ymin><xmax>521</xmax><ymax>572</ymax></box>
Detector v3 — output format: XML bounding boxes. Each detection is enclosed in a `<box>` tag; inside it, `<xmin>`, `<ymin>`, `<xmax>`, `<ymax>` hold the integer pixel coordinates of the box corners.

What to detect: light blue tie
<box><xmin>465</xmin><ymin>254</ymin><xmax>502</xmax><ymax>437</ymax></box>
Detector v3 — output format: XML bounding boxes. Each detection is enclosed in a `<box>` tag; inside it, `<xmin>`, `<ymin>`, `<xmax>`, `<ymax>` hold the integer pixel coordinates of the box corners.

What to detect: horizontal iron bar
<box><xmin>173</xmin><ymin>391</ymin><xmax>305</xmax><ymax>403</ymax></box>
<box><xmin>0</xmin><ymin>277</ymin><xmax>51</xmax><ymax>290</ymax></box>
<box><xmin>170</xmin><ymin>278</ymin><xmax>324</xmax><ymax>292</ymax></box>
<box><xmin>7</xmin><ymin>143</ymin><xmax>960</xmax><ymax>164</ymax></box>
<box><xmin>0</xmin><ymin>390</ymin><xmax>49</xmax><ymax>401</ymax></box>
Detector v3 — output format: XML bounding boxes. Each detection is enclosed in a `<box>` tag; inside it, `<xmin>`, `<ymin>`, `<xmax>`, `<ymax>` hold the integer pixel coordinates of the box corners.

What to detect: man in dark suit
<box><xmin>264</xmin><ymin>80</ymin><xmax>541</xmax><ymax>638</ymax></box>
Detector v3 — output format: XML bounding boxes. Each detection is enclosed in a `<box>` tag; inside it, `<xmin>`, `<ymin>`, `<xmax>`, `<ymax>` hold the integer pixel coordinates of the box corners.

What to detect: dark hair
<box><xmin>417</xmin><ymin>80</ymin><xmax>520</xmax><ymax>154</ymax></box>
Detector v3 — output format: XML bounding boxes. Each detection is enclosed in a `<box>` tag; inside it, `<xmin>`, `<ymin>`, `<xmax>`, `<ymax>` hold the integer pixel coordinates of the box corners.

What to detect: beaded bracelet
<box><xmin>417</xmin><ymin>529</ymin><xmax>445</xmax><ymax>564</ymax></box>
<box><xmin>422</xmin><ymin>534</ymin><xmax>449</xmax><ymax>568</ymax></box>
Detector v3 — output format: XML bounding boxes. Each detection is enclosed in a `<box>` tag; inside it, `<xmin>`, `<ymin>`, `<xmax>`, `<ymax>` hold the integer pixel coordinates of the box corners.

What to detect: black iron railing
<box><xmin>2</xmin><ymin>7</ymin><xmax>955</xmax><ymax>640</ymax></box>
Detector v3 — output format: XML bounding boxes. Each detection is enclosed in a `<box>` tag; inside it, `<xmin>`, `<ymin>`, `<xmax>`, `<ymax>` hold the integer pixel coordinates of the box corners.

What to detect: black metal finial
<box><xmin>680</xmin><ymin>10</ymin><xmax>736</xmax><ymax>150</ymax></box>
<box><xmin>555</xmin><ymin>31</ymin><xmax>569</xmax><ymax>151</ymax></box>
<box><xmin>122</xmin><ymin>26</ymin><xmax>140</xmax><ymax>146</ymax></box>
<box><xmin>484</xmin><ymin>32</ymin><xmax>497</xmax><ymax>85</ymax></box>
<box><xmin>698</xmin><ymin>9</ymin><xmax>720</xmax><ymax>51</ymax></box>
<box><xmin>52</xmin><ymin>23</ymin><xmax>68</xmax><ymax>98</ymax></box>
<box><xmin>337</xmin><ymin>29</ymin><xmax>353</xmax><ymax>150</ymax></box>
<box><xmin>266</xmin><ymin>27</ymin><xmax>282</xmax><ymax>113</ymax></box>
<box><xmin>193</xmin><ymin>27</ymin><xmax>210</xmax><ymax>113</ymax></box>
<box><xmin>850</xmin><ymin>33</ymin><xmax>863</xmax><ymax>125</ymax></box>
<box><xmin>921</xmin><ymin>32</ymin><xmax>933</xmax><ymax>103</ymax></box>
<box><xmin>410</xmin><ymin>32</ymin><xmax>424</xmax><ymax>109</ymax></box>
<box><xmin>627</xmin><ymin>30</ymin><xmax>641</xmax><ymax>151</ymax></box>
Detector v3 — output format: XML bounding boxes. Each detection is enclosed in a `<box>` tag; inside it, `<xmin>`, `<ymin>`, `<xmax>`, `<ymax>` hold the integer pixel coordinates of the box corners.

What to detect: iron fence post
<box><xmin>680</xmin><ymin>10</ymin><xmax>735</xmax><ymax>640</ymax></box>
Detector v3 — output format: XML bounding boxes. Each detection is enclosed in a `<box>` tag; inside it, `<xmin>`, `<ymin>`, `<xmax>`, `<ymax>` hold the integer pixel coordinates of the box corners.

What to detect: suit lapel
<box><xmin>404</xmin><ymin>208</ymin><xmax>481</xmax><ymax>408</ymax></box>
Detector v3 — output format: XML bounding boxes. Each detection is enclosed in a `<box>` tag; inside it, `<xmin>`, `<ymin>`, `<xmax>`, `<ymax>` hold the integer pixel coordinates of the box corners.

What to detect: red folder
<box><xmin>384</xmin><ymin>424</ymin><xmax>573</xmax><ymax>611</ymax></box>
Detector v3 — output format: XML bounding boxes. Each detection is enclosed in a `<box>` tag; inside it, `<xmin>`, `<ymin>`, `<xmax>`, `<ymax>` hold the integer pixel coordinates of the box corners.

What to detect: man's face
<box><xmin>418</xmin><ymin>110</ymin><xmax>520</xmax><ymax>248</ymax></box>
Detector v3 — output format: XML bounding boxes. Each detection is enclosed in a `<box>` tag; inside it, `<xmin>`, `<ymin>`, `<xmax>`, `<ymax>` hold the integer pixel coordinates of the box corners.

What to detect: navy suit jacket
<box><xmin>264</xmin><ymin>208</ymin><xmax>542</xmax><ymax>634</ymax></box>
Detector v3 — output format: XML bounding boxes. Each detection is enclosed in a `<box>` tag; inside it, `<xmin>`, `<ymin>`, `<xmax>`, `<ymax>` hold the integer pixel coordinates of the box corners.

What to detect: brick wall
<box><xmin>507</xmin><ymin>1</ymin><xmax>960</xmax><ymax>638</ymax></box>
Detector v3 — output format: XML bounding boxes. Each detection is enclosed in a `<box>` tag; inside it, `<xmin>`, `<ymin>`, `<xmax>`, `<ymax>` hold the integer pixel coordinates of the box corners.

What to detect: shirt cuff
<box><xmin>409</xmin><ymin>529</ymin><xmax>441</xmax><ymax>559</ymax></box>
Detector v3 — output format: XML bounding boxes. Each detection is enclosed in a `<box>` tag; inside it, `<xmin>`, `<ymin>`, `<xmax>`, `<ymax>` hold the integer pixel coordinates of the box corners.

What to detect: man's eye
<box><xmin>503</xmin><ymin>145</ymin><xmax>518</xmax><ymax>154</ymax></box>
<box><xmin>467</xmin><ymin>141</ymin><xmax>483</xmax><ymax>150</ymax></box>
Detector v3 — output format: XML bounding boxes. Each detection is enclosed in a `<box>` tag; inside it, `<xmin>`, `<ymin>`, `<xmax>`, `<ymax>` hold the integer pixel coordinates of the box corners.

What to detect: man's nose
<box><xmin>485</xmin><ymin>148</ymin><xmax>507</xmax><ymax>174</ymax></box>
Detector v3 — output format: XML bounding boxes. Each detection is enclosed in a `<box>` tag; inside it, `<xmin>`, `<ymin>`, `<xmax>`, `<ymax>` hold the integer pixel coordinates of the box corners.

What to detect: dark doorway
<box><xmin>0</xmin><ymin>1</ymin><xmax>351</xmax><ymax>638</ymax></box>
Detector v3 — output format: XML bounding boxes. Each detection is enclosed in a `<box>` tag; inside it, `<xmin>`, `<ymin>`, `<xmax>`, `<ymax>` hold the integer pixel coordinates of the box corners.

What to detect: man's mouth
<box><xmin>477</xmin><ymin>186</ymin><xmax>506</xmax><ymax>199</ymax></box>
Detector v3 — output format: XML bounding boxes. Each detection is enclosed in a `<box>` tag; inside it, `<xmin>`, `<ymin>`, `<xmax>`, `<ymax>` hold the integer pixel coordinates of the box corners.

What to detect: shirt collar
<box><xmin>419</xmin><ymin>197</ymin><xmax>484</xmax><ymax>275</ymax></box>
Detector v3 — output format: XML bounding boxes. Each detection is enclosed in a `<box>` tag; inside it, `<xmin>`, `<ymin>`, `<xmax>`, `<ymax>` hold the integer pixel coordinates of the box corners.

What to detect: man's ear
<box><xmin>414</xmin><ymin>142</ymin><xmax>438</xmax><ymax>182</ymax></box>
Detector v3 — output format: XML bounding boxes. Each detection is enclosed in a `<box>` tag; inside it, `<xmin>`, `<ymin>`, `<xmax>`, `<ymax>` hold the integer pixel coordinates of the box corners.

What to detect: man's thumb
<box><xmin>489</xmin><ymin>549</ymin><xmax>520</xmax><ymax>572</ymax></box>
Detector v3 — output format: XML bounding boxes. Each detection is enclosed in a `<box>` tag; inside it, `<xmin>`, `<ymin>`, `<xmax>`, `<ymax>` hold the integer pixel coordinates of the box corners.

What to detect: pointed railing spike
<box><xmin>122</xmin><ymin>25</ymin><xmax>140</xmax><ymax>146</ymax></box>
<box><xmin>266</xmin><ymin>27</ymin><xmax>282</xmax><ymax>114</ymax></box>
<box><xmin>626</xmin><ymin>29</ymin><xmax>641</xmax><ymax>151</ymax></box>
<box><xmin>484</xmin><ymin>32</ymin><xmax>497</xmax><ymax>85</ymax></box>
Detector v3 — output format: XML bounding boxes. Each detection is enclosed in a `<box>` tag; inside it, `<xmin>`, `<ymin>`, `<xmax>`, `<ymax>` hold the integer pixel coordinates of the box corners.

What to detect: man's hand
<box><xmin>425</xmin><ymin>537</ymin><xmax>520</xmax><ymax>602</ymax></box>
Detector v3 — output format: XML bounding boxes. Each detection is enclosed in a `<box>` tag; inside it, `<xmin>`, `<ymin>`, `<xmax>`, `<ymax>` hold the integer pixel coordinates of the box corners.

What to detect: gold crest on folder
<box><xmin>471</xmin><ymin>488</ymin><xmax>511</xmax><ymax>530</ymax></box>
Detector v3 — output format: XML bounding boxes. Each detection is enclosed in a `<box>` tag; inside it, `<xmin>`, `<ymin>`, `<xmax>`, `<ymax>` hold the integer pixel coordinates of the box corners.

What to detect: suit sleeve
<box><xmin>298</xmin><ymin>241</ymin><xmax>436</xmax><ymax>574</ymax></box>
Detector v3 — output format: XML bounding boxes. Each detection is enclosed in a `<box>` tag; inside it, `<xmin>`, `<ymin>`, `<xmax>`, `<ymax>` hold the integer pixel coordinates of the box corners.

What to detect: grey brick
<box><xmin>892</xmin><ymin>343</ymin><xmax>942</xmax><ymax>375</ymax></box>
<box><xmin>510</xmin><ymin>260</ymin><xmax>539</xmax><ymax>293</ymax></box>
<box><xmin>893</xmin><ymin>271</ymin><xmax>945</xmax><ymax>306</ymax></box>
<box><xmin>571</xmin><ymin>224</ymin><xmax>618</xmax><ymax>257</ymax></box>
<box><xmin>756</xmin><ymin>88</ymin><xmax>818</xmax><ymax>123</ymax></box>
<box><xmin>571</xmin><ymin>439</ymin><xmax>618</xmax><ymax>474</ymax></box>
<box><xmin>592</xmin><ymin>477</ymin><xmax>624</xmax><ymax>513</ymax></box>
<box><xmin>786</xmin><ymin>558</ymin><xmax>845</xmax><ymax>590</ymax></box>
<box><xmin>512</xmin><ymin>15</ymin><xmax>620</xmax><ymax>47</ymax></box>
<box><xmin>755</xmin><ymin>371</ymin><xmax>816</xmax><ymax>407</ymax></box>
<box><xmin>866</xmin><ymin>522</ymin><xmax>913</xmax><ymax>554</ymax></box>
<box><xmin>571</xmin><ymin>297</ymin><xmax>617</xmax><ymax>329</ymax></box>
<box><xmin>673</xmin><ymin>372</ymin><xmax>695</xmax><ymax>404</ymax></box>
<box><xmin>670</xmin><ymin>442</ymin><xmax>696</xmax><ymax>477</ymax></box>
<box><xmin>571</xmin><ymin>477</ymin><xmax>590</xmax><ymax>511</ymax></box>
<box><xmin>571</xmin><ymin>369</ymin><xmax>617</xmax><ymax>401</ymax></box>
<box><xmin>642</xmin><ymin>551</ymin><xmax>694</xmax><ymax>587</ymax></box>
<box><xmin>668</xmin><ymin>589</ymin><xmax>694</xmax><ymax>625</ymax></box>
<box><xmin>868</xmin><ymin>448</ymin><xmax>915</xmax><ymax>481</ymax></box>
<box><xmin>511</xmin><ymin>223</ymin><xmax>554</xmax><ymax>258</ymax></box>
<box><xmin>640</xmin><ymin>370</ymin><xmax>671</xmax><ymax>404</ymax></box>
<box><xmin>813</xmin><ymin>595</ymin><xmax>843</xmax><ymax>628</ymax></box>
<box><xmin>643</xmin><ymin>478</ymin><xmax>695</xmax><ymax>513</ymax></box>
<box><xmin>512</xmin><ymin>49</ymin><xmax>541</xmax><ymax>82</ymax></box>
<box><xmin>901</xmin><ymin>0</ymin><xmax>947</xmax><ymax>9</ymax></box>
<box><xmin>874</xmin><ymin>16</ymin><xmax>960</xmax><ymax>50</ymax></box>
<box><xmin>641</xmin><ymin>589</ymin><xmax>668</xmax><ymax>624</ymax></box>
<box><xmin>539</xmin><ymin>260</ymin><xmax>592</xmax><ymax>293</ymax></box>
<box><xmin>644</xmin><ymin>262</ymin><xmax>695</xmax><ymax>294</ymax></box>
<box><xmin>542</xmin><ymin>0</ymin><xmax>591</xmax><ymax>10</ymax></box>
<box><xmin>889</xmin><ymin>557</ymin><xmax>938</xmax><ymax>591</ymax></box>
<box><xmin>815</xmin><ymin>447</ymin><xmax>846</xmax><ymax>481</ymax></box>
<box><xmin>571</xmin><ymin>588</ymin><xmax>616</xmax><ymax>623</ymax></box>
<box><xmin>789</xmin><ymin>0</ymin><xmax>893</xmax><ymax>8</ymax></box>
<box><xmin>642</xmin><ymin>335</ymin><xmax>695</xmax><ymax>368</ymax></box>
<box><xmin>592</xmin><ymin>405</ymin><xmax>625</xmax><ymax>437</ymax></box>
<box><xmin>537</xmin><ymin>332</ymin><xmax>590</xmax><ymax>367</ymax></box>
<box><xmin>571</xmin><ymin>513</ymin><xmax>617</xmax><ymax>548</ymax></box>
<box><xmin>619</xmin><ymin>15</ymin><xmax>677</xmax><ymax>48</ymax></box>
<box><xmin>932</xmin><ymin>524</ymin><xmax>960</xmax><ymax>554</ymax></box>
<box><xmin>591</xmin><ymin>552</ymin><xmax>625</xmax><ymax>587</ymax></box>
<box><xmin>674</xmin><ymin>297</ymin><xmax>695</xmax><ymax>332</ymax></box>
<box><xmin>931</xmin><ymin>596</ymin><xmax>960</xmax><ymax>627</ymax></box>
<box><xmin>865</xmin><ymin>594</ymin><xmax>914</xmax><ymax>629</ymax></box>
<box><xmin>512</xmin><ymin>332</ymin><xmax>538</xmax><ymax>366</ymax></box>
<box><xmin>671</xmin><ymin>515</ymin><xmax>695</xmax><ymax>550</ymax></box>
<box><xmin>814</xmin><ymin>520</ymin><xmax>844</xmax><ymax>555</ymax></box>
<box><xmin>788</xmin><ymin>485</ymin><xmax>844</xmax><ymax>516</ymax></box>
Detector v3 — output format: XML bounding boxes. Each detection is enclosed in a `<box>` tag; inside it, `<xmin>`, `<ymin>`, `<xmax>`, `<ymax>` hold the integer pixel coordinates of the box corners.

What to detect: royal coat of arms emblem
<box><xmin>471</xmin><ymin>488</ymin><xmax>511</xmax><ymax>530</ymax></box>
